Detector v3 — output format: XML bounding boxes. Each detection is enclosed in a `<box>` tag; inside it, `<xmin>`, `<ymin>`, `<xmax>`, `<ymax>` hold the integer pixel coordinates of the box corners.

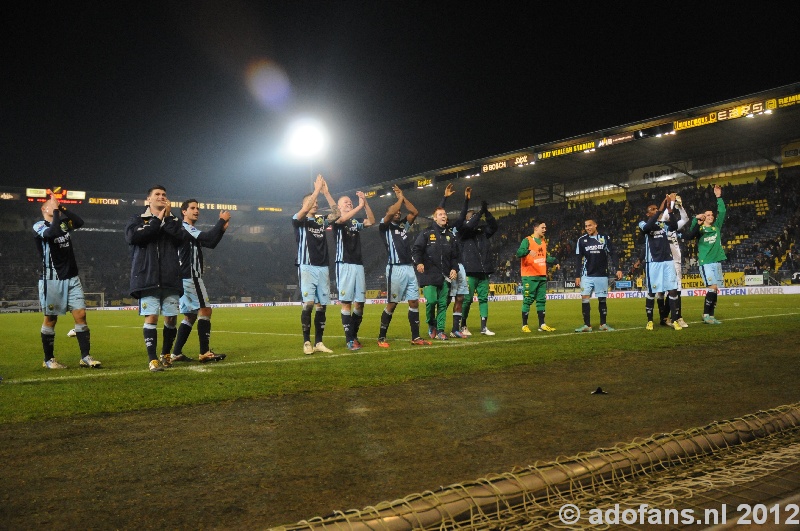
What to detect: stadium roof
<box><xmin>348</xmin><ymin>83</ymin><xmax>800</xmax><ymax>217</ymax></box>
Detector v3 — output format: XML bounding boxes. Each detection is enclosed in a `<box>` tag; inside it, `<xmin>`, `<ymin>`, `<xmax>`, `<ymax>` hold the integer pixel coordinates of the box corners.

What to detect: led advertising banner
<box><xmin>481</xmin><ymin>154</ymin><xmax>533</xmax><ymax>173</ymax></box>
<box><xmin>537</xmin><ymin>140</ymin><xmax>596</xmax><ymax>160</ymax></box>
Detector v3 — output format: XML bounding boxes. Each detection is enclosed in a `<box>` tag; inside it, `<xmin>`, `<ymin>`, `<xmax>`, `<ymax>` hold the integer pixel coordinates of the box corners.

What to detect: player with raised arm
<box><xmin>437</xmin><ymin>183</ymin><xmax>470</xmax><ymax>338</ymax></box>
<box><xmin>663</xmin><ymin>192</ymin><xmax>690</xmax><ymax>328</ymax></box>
<box><xmin>334</xmin><ymin>190</ymin><xmax>375</xmax><ymax>350</ymax></box>
<box><xmin>377</xmin><ymin>185</ymin><xmax>431</xmax><ymax>347</ymax></box>
<box><xmin>294</xmin><ymin>174</ymin><xmax>339</xmax><ymax>355</ymax></box>
<box><xmin>169</xmin><ymin>199</ymin><xmax>230</xmax><ymax>363</ymax></box>
<box><xmin>453</xmin><ymin>186</ymin><xmax>498</xmax><ymax>336</ymax></box>
<box><xmin>638</xmin><ymin>195</ymin><xmax>682</xmax><ymax>331</ymax></box>
<box><xmin>34</xmin><ymin>193</ymin><xmax>101</xmax><ymax>369</ymax></box>
<box><xmin>574</xmin><ymin>218</ymin><xmax>622</xmax><ymax>332</ymax></box>
<box><xmin>686</xmin><ymin>184</ymin><xmax>727</xmax><ymax>324</ymax></box>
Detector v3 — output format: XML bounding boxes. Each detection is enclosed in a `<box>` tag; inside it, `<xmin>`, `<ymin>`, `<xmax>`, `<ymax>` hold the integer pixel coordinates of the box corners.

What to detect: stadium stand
<box><xmin>3</xmin><ymin>168</ymin><xmax>799</xmax><ymax>306</ymax></box>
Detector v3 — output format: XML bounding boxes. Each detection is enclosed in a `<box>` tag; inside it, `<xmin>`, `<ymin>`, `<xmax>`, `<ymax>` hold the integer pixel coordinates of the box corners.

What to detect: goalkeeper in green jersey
<box><xmin>687</xmin><ymin>185</ymin><xmax>726</xmax><ymax>324</ymax></box>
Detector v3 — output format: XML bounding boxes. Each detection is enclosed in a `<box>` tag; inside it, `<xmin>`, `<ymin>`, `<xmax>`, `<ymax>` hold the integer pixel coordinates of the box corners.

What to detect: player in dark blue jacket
<box><xmin>125</xmin><ymin>185</ymin><xmax>187</xmax><ymax>372</ymax></box>
<box><xmin>638</xmin><ymin>195</ymin><xmax>682</xmax><ymax>331</ymax></box>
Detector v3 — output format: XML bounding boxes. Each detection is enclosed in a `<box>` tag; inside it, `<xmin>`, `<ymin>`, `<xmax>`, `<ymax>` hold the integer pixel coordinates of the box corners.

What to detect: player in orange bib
<box><xmin>516</xmin><ymin>221</ymin><xmax>559</xmax><ymax>332</ymax></box>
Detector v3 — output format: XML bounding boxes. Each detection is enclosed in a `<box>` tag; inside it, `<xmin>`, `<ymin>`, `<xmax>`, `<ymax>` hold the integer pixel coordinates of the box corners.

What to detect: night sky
<box><xmin>3</xmin><ymin>1</ymin><xmax>798</xmax><ymax>204</ymax></box>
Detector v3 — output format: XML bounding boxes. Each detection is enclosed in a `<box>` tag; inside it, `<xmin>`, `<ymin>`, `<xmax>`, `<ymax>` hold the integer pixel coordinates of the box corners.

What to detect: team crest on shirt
<box><xmin>446</xmin><ymin>235</ymin><xmax>450</xmax><ymax>241</ymax></box>
<box><xmin>341</xmin><ymin>290</ymin><xmax>346</xmax><ymax>296</ymax></box>
<box><xmin>392</xmin><ymin>293</ymin><xmax>398</xmax><ymax>299</ymax></box>
<box><xmin>303</xmin><ymin>291</ymin><xmax>309</xmax><ymax>297</ymax></box>
<box><xmin>429</xmin><ymin>234</ymin><xmax>436</xmax><ymax>241</ymax></box>
<box><xmin>48</xmin><ymin>304</ymin><xmax>54</xmax><ymax>311</ymax></box>
<box><xmin>142</xmin><ymin>302</ymin><xmax>148</xmax><ymax>310</ymax></box>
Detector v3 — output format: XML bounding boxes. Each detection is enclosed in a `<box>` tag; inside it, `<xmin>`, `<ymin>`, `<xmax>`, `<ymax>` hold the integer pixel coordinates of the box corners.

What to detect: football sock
<box><xmin>598</xmin><ymin>297</ymin><xmax>607</xmax><ymax>325</ymax></box>
<box><xmin>657</xmin><ymin>296</ymin><xmax>668</xmax><ymax>320</ymax></box>
<box><xmin>645</xmin><ymin>293</ymin><xmax>655</xmax><ymax>321</ymax></box>
<box><xmin>197</xmin><ymin>316</ymin><xmax>211</xmax><ymax>353</ymax></box>
<box><xmin>703</xmin><ymin>292</ymin><xmax>714</xmax><ymax>316</ymax></box>
<box><xmin>313</xmin><ymin>306</ymin><xmax>326</xmax><ymax>344</ymax></box>
<box><xmin>74</xmin><ymin>323</ymin><xmax>90</xmax><ymax>357</ymax></box>
<box><xmin>481</xmin><ymin>317</ymin><xmax>487</xmax><ymax>330</ymax></box>
<box><xmin>341</xmin><ymin>310</ymin><xmax>353</xmax><ymax>342</ymax></box>
<box><xmin>537</xmin><ymin>310</ymin><xmax>545</xmax><ymax>327</ymax></box>
<box><xmin>41</xmin><ymin>326</ymin><xmax>55</xmax><ymax>360</ymax></box>
<box><xmin>708</xmin><ymin>290</ymin><xmax>718</xmax><ymax>316</ymax></box>
<box><xmin>172</xmin><ymin>320</ymin><xmax>193</xmax><ymax>355</ymax></box>
<box><xmin>669</xmin><ymin>293</ymin><xmax>680</xmax><ymax>321</ymax></box>
<box><xmin>379</xmin><ymin>309</ymin><xmax>393</xmax><ymax>339</ymax></box>
<box><xmin>582</xmin><ymin>299</ymin><xmax>591</xmax><ymax>326</ymax></box>
<box><xmin>351</xmin><ymin>310</ymin><xmax>363</xmax><ymax>339</ymax></box>
<box><xmin>522</xmin><ymin>311</ymin><xmax>529</xmax><ymax>326</ymax></box>
<box><xmin>452</xmin><ymin>312</ymin><xmax>461</xmax><ymax>333</ymax></box>
<box><xmin>161</xmin><ymin>324</ymin><xmax>177</xmax><ymax>355</ymax></box>
<box><xmin>301</xmin><ymin>305</ymin><xmax>313</xmax><ymax>342</ymax></box>
<box><xmin>408</xmin><ymin>307</ymin><xmax>420</xmax><ymax>339</ymax></box>
<box><xmin>143</xmin><ymin>324</ymin><xmax>158</xmax><ymax>361</ymax></box>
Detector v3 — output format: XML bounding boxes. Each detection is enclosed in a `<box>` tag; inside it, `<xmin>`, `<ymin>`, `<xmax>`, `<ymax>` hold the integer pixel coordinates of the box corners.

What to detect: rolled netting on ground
<box><xmin>277</xmin><ymin>403</ymin><xmax>800</xmax><ymax>530</ymax></box>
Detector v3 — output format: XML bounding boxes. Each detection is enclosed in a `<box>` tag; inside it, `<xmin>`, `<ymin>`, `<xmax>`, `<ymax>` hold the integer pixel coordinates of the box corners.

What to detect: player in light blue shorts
<box><xmin>39</xmin><ymin>277</ymin><xmax>86</xmax><ymax>315</ymax></box>
<box><xmin>447</xmin><ymin>262</ymin><xmax>471</xmax><ymax>338</ymax></box>
<box><xmin>700</xmin><ymin>262</ymin><xmax>724</xmax><ymax>289</ymax></box>
<box><xmin>34</xmin><ymin>195</ymin><xmax>101</xmax><ymax>369</ymax></box>
<box><xmin>139</xmin><ymin>289</ymin><xmax>181</xmax><ymax>317</ymax></box>
<box><xmin>386</xmin><ymin>263</ymin><xmax>419</xmax><ymax>303</ymax></box>
<box><xmin>580</xmin><ymin>276</ymin><xmax>610</xmax><ymax>298</ymax></box>
<box><xmin>337</xmin><ymin>263</ymin><xmax>366</xmax><ymax>303</ymax></box>
<box><xmin>644</xmin><ymin>260</ymin><xmax>678</xmax><ymax>294</ymax></box>
<box><xmin>300</xmin><ymin>264</ymin><xmax>331</xmax><ymax>305</ymax></box>
<box><xmin>179</xmin><ymin>278</ymin><xmax>208</xmax><ymax>315</ymax></box>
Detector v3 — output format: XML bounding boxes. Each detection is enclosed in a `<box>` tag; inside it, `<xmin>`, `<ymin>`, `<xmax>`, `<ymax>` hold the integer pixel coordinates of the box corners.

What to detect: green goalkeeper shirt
<box><xmin>689</xmin><ymin>197</ymin><xmax>727</xmax><ymax>265</ymax></box>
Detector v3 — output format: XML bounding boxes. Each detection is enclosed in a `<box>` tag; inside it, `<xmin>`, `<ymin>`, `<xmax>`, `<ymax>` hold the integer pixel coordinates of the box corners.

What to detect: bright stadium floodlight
<box><xmin>284</xmin><ymin>117</ymin><xmax>329</xmax><ymax>181</ymax></box>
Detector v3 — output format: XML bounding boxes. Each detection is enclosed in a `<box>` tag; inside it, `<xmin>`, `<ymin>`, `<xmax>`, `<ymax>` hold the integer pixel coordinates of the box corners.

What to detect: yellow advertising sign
<box><xmin>682</xmin><ymin>272</ymin><xmax>743</xmax><ymax>288</ymax></box>
<box><xmin>489</xmin><ymin>283</ymin><xmax>518</xmax><ymax>295</ymax></box>
<box><xmin>674</xmin><ymin>114</ymin><xmax>717</xmax><ymax>131</ymax></box>
<box><xmin>518</xmin><ymin>188</ymin><xmax>534</xmax><ymax>209</ymax></box>
<box><xmin>538</xmin><ymin>140</ymin><xmax>596</xmax><ymax>160</ymax></box>
<box><xmin>777</xmin><ymin>93</ymin><xmax>800</xmax><ymax>108</ymax></box>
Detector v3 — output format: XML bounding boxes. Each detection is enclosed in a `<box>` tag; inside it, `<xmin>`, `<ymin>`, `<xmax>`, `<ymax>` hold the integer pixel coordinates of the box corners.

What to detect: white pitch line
<box><xmin>8</xmin><ymin>311</ymin><xmax>798</xmax><ymax>385</ymax></box>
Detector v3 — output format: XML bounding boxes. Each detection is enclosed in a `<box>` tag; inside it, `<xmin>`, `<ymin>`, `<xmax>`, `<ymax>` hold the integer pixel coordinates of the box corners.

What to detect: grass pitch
<box><xmin>1</xmin><ymin>294</ymin><xmax>799</xmax><ymax>528</ymax></box>
<box><xmin>1</xmin><ymin>294</ymin><xmax>798</xmax><ymax>424</ymax></box>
